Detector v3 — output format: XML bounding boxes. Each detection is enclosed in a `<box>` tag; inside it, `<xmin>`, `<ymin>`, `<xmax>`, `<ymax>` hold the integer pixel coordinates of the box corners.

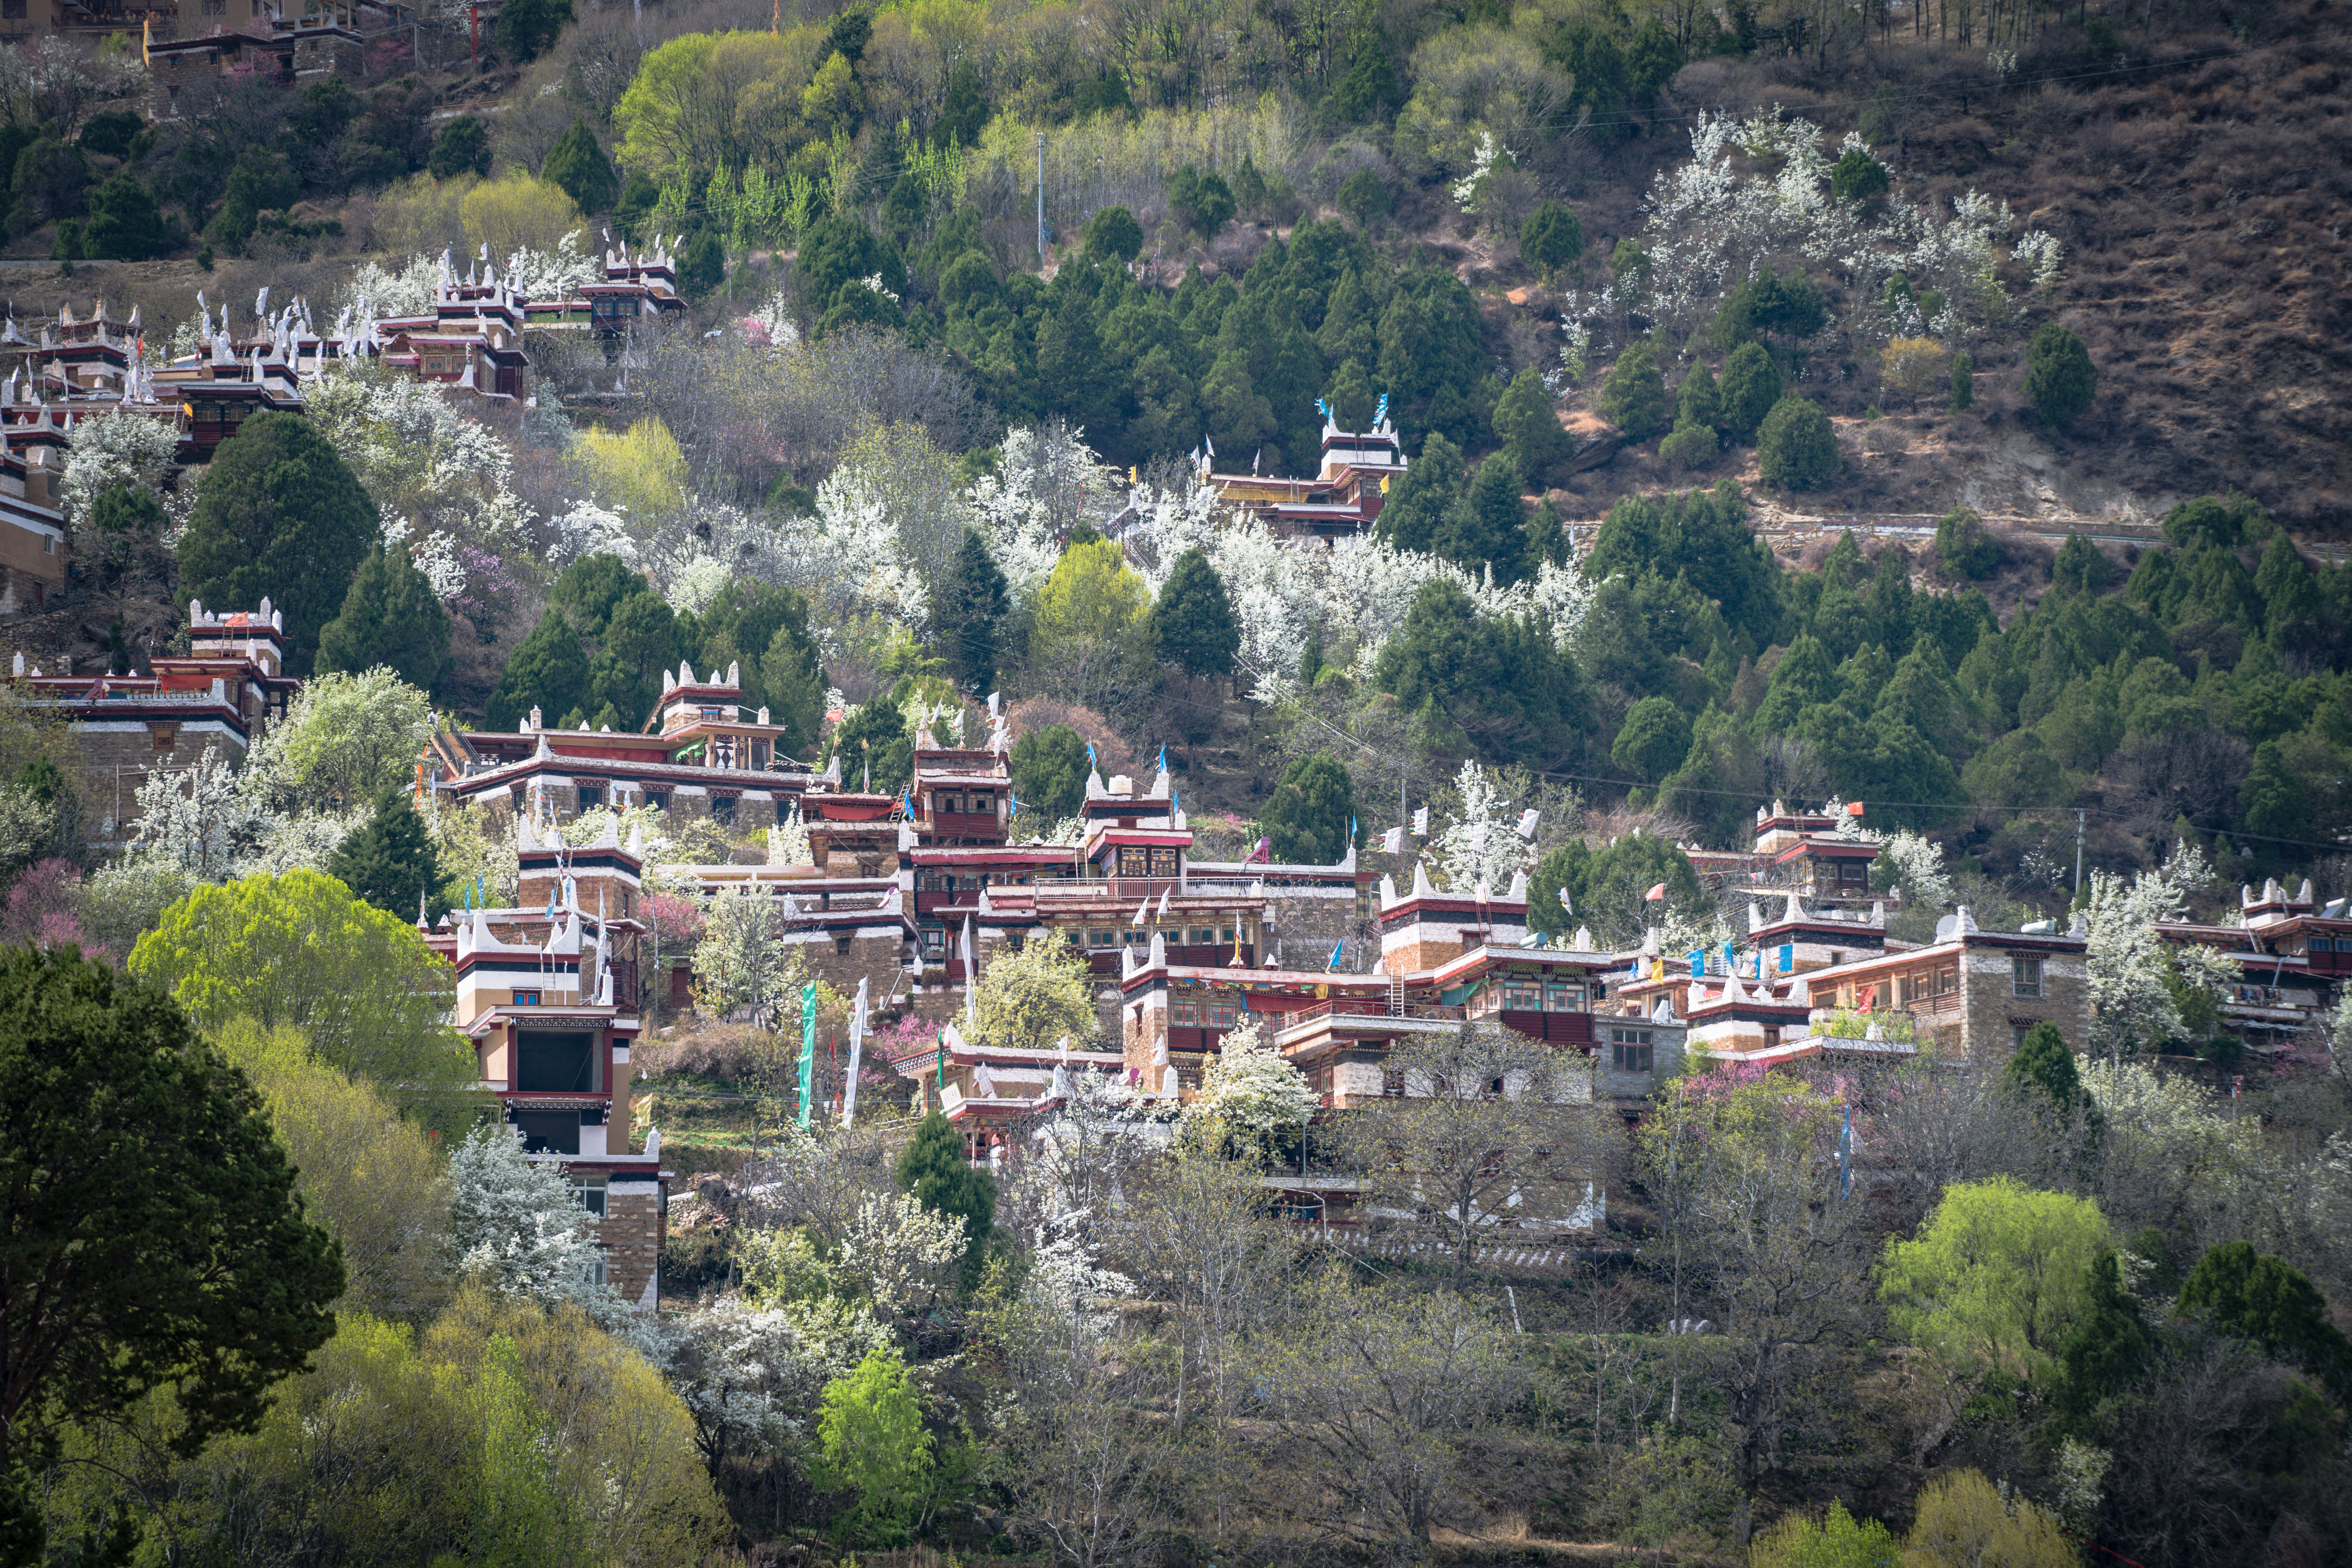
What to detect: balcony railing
<box><xmin>1279</xmin><ymin>1000</ymin><xmax>1467</xmax><ymax>1030</ymax></box>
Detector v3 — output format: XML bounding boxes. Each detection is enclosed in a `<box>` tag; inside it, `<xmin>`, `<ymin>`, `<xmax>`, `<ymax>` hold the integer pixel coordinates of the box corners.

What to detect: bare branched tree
<box><xmin>1339</xmin><ymin>1023</ymin><xmax>1626</xmax><ymax>1285</ymax></box>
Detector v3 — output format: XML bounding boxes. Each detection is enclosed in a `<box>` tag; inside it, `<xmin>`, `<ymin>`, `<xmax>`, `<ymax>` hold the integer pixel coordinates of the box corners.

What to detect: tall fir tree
<box><xmin>1435</xmin><ymin>454</ymin><xmax>1529</xmax><ymax>581</ymax></box>
<box><xmin>176</xmin><ymin>412</ymin><xmax>377</xmax><ymax>676</ymax></box>
<box><xmin>328</xmin><ymin>790</ymin><xmax>448</xmax><ymax>921</ymax></box>
<box><xmin>1258</xmin><ymin>753</ymin><xmax>1356</xmax><ymax>863</ymax></box>
<box><xmin>1492</xmin><ymin>367</ymin><xmax>1573</xmax><ymax>488</ymax></box>
<box><xmin>486</xmin><ymin>610</ymin><xmax>589</xmax><ymax>731</ymax></box>
<box><xmin>931</xmin><ymin>529</ymin><xmax>1009</xmax><ymax>695</ymax></box>
<box><xmin>539</xmin><ymin>119</ymin><xmax>617</xmax><ymax>215</ymax></box>
<box><xmin>315</xmin><ymin>545</ymin><xmax>452</xmax><ymax>692</ymax></box>
<box><xmin>1151</xmin><ymin>546</ymin><xmax>1240</xmax><ymax>680</ymax></box>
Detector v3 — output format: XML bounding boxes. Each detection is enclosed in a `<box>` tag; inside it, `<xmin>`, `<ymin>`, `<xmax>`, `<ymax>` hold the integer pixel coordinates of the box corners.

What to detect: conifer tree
<box><xmin>2024</xmin><ymin>323</ymin><xmax>2097</xmax><ymax>427</ymax></box>
<box><xmin>315</xmin><ymin>545</ymin><xmax>452</xmax><ymax>693</ymax></box>
<box><xmin>1492</xmin><ymin>367</ymin><xmax>1572</xmax><ymax>488</ymax></box>
<box><xmin>1599</xmin><ymin>338</ymin><xmax>1667</xmax><ymax>441</ymax></box>
<box><xmin>895</xmin><ymin>1111</ymin><xmax>995</xmax><ymax>1275</ymax></box>
<box><xmin>1258</xmin><ymin>753</ymin><xmax>1356</xmax><ymax>863</ymax></box>
<box><xmin>1009</xmin><ymin>724</ymin><xmax>1091</xmax><ymax>821</ymax></box>
<box><xmin>177</xmin><ymin>412</ymin><xmax>377</xmax><ymax>676</ymax></box>
<box><xmin>1717</xmin><ymin>341</ymin><xmax>1782</xmax><ymax>442</ymax></box>
<box><xmin>1757</xmin><ymin>395</ymin><xmax>1840</xmax><ymax>490</ymax></box>
<box><xmin>1436</xmin><ymin>454</ymin><xmax>1528</xmax><ymax>581</ymax></box>
<box><xmin>539</xmin><ymin>119</ymin><xmax>617</xmax><ymax>215</ymax></box>
<box><xmin>1151</xmin><ymin>546</ymin><xmax>1240</xmax><ymax>680</ymax></box>
<box><xmin>486</xmin><ymin>610</ymin><xmax>589</xmax><ymax>731</ymax></box>
<box><xmin>2006</xmin><ymin>1021</ymin><xmax>2100</xmax><ymax>1136</ymax></box>
<box><xmin>328</xmin><ymin>790</ymin><xmax>448</xmax><ymax>922</ymax></box>
<box><xmin>931</xmin><ymin>529</ymin><xmax>1009</xmax><ymax>695</ymax></box>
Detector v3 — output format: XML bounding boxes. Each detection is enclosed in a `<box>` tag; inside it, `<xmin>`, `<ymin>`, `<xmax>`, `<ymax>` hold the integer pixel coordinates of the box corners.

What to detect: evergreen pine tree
<box><xmin>1757</xmin><ymin>395</ymin><xmax>1840</xmax><ymax>490</ymax></box>
<box><xmin>1492</xmin><ymin>366</ymin><xmax>1573</xmax><ymax>488</ymax></box>
<box><xmin>1372</xmin><ymin>431</ymin><xmax>1463</xmax><ymax>553</ymax></box>
<box><xmin>1599</xmin><ymin>338</ymin><xmax>1667</xmax><ymax>441</ymax></box>
<box><xmin>678</xmin><ymin>232</ymin><xmax>725</xmax><ymax>300</ymax></box>
<box><xmin>895</xmin><ymin>1111</ymin><xmax>996</xmax><ymax>1274</ymax></box>
<box><xmin>1151</xmin><ymin>546</ymin><xmax>1240</xmax><ymax>680</ymax></box>
<box><xmin>2024</xmin><ymin>323</ymin><xmax>2097</xmax><ymax>426</ymax></box>
<box><xmin>1010</xmin><ymin>725</ymin><xmax>1091</xmax><ymax>821</ymax></box>
<box><xmin>1436</xmin><ymin>454</ymin><xmax>1528</xmax><ymax>581</ymax></box>
<box><xmin>315</xmin><ymin>545</ymin><xmax>452</xmax><ymax>692</ymax></box>
<box><xmin>1519</xmin><ymin>200</ymin><xmax>1584</xmax><ymax>278</ymax></box>
<box><xmin>93</xmin><ymin>482</ymin><xmax>163</xmax><ymax>533</ymax></box>
<box><xmin>177</xmin><ymin>412</ymin><xmax>378</xmax><ymax>676</ymax></box>
<box><xmin>931</xmin><ymin>529</ymin><xmax>1009</xmax><ymax>695</ymax></box>
<box><xmin>1675</xmin><ymin>361</ymin><xmax>1721</xmax><ymax>430</ymax></box>
<box><xmin>1949</xmin><ymin>349</ymin><xmax>1975</xmax><ymax>412</ymax></box>
<box><xmin>539</xmin><ymin>119</ymin><xmax>617</xmax><ymax>215</ymax></box>
<box><xmin>1258</xmin><ymin>753</ymin><xmax>1356</xmax><ymax>864</ymax></box>
<box><xmin>1717</xmin><ymin>341</ymin><xmax>1782</xmax><ymax>441</ymax></box>
<box><xmin>1524</xmin><ymin>499</ymin><xmax>1567</xmax><ymax>573</ymax></box>
<box><xmin>2058</xmin><ymin>1249</ymin><xmax>2151</xmax><ymax>1420</ymax></box>
<box><xmin>486</xmin><ymin>610</ymin><xmax>589</xmax><ymax>731</ymax></box>
<box><xmin>2006</xmin><ymin>1020</ymin><xmax>2100</xmax><ymax>1136</ymax></box>
<box><xmin>80</xmin><ymin>169</ymin><xmax>172</xmax><ymax>260</ymax></box>
<box><xmin>328</xmin><ymin>790</ymin><xmax>448</xmax><ymax>921</ymax></box>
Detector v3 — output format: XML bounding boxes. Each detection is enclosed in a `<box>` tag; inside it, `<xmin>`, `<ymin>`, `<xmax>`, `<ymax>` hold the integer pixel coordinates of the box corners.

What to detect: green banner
<box><xmin>796</xmin><ymin>982</ymin><xmax>818</xmax><ymax>1127</ymax></box>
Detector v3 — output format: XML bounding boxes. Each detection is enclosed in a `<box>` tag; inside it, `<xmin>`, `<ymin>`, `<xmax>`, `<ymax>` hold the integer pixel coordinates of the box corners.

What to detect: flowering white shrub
<box><xmin>1185</xmin><ymin>1017</ymin><xmax>1319</xmax><ymax>1153</ymax></box>
<box><xmin>1431</xmin><ymin>759</ymin><xmax>1528</xmax><ymax>893</ymax></box>
<box><xmin>1560</xmin><ymin>108</ymin><xmax>2063</xmax><ymax>362</ymax></box>
<box><xmin>449</xmin><ymin>1124</ymin><xmax>628</xmax><ymax>1323</ymax></box>
<box><xmin>61</xmin><ymin>411</ymin><xmax>179</xmax><ymax>536</ymax></box>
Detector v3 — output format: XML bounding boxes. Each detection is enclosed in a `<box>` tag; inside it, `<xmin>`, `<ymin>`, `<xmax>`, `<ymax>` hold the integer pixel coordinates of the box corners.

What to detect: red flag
<box><xmin>1644</xmin><ymin>882</ymin><xmax>1667</xmax><ymax>901</ymax></box>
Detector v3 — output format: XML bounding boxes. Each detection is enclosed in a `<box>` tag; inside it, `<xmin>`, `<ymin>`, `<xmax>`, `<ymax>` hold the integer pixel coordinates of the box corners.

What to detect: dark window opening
<box><xmin>579</xmin><ymin>784</ymin><xmax>603</xmax><ymax>809</ymax></box>
<box><xmin>516</xmin><ymin>1030</ymin><xmax>596</xmax><ymax>1092</ymax></box>
<box><xmin>515</xmin><ymin>1109</ymin><xmax>581</xmax><ymax>1154</ymax></box>
<box><xmin>711</xmin><ymin>796</ymin><xmax>737</xmax><ymax>826</ymax></box>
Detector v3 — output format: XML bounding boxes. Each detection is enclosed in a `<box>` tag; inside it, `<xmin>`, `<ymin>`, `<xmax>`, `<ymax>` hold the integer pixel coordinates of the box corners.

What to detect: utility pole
<box><xmin>1035</xmin><ymin>131</ymin><xmax>1044</xmax><ymax>266</ymax></box>
<box><xmin>2073</xmin><ymin>808</ymin><xmax>2086</xmax><ymax>895</ymax></box>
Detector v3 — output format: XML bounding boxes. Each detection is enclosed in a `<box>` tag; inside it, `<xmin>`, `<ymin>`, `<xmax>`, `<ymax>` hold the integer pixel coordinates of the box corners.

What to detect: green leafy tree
<box><xmin>492</xmin><ymin>0</ymin><xmax>572</xmax><ymax>65</ymax></box>
<box><xmin>487</xmin><ymin>609</ymin><xmax>589</xmax><ymax>731</ymax></box>
<box><xmin>1610</xmin><ymin>695</ymin><xmax>1692</xmax><ymax>786</ymax></box>
<box><xmin>1599</xmin><ymin>338</ymin><xmax>1667</xmax><ymax>441</ymax></box>
<box><xmin>1527</xmin><ymin>832</ymin><xmax>1701</xmax><ymax>943</ymax></box>
<box><xmin>1151</xmin><ymin>546</ymin><xmax>1240</xmax><ymax>680</ymax></box>
<box><xmin>895</xmin><ymin>1110</ymin><xmax>996</xmax><ymax>1262</ymax></box>
<box><xmin>1027</xmin><ymin>538</ymin><xmax>1154</xmax><ymax>713</ymax></box>
<box><xmin>811</xmin><ymin>1346</ymin><xmax>933</xmax><ymax>1544</ymax></box>
<box><xmin>1373</xmin><ymin>580</ymin><xmax>1592</xmax><ymax>766</ymax></box>
<box><xmin>1491</xmin><ymin>367</ymin><xmax>1572</xmax><ymax>489</ymax></box>
<box><xmin>1010</xmin><ymin>724</ymin><xmax>1091</xmax><ymax>822</ymax></box>
<box><xmin>315</xmin><ymin>545</ymin><xmax>452</xmax><ymax>693</ymax></box>
<box><xmin>93</xmin><ymin>482</ymin><xmax>164</xmax><ymax>534</ymax></box>
<box><xmin>970</xmin><ymin>933</ymin><xmax>1095</xmax><ymax>1054</ymax></box>
<box><xmin>2177</xmin><ymin>1243</ymin><xmax>2352</xmax><ymax>1393</ymax></box>
<box><xmin>1710</xmin><ymin>272</ymin><xmax>1828</xmax><ymax>351</ymax></box>
<box><xmin>1878</xmin><ymin>1176</ymin><xmax>2112</xmax><ymax>1385</ymax></box>
<box><xmin>830</xmin><ymin>698</ymin><xmax>912</xmax><ymax>796</ymax></box>
<box><xmin>1674</xmin><ymin>361</ymin><xmax>1721</xmax><ymax>431</ymax></box>
<box><xmin>1370</xmin><ymin>430</ymin><xmax>1464</xmax><ymax>554</ymax></box>
<box><xmin>932</xmin><ymin>529</ymin><xmax>1010</xmax><ymax>696</ymax></box>
<box><xmin>177</xmin><ymin>412</ymin><xmax>378</xmax><ymax>676</ymax></box>
<box><xmin>1717</xmin><ymin>341</ymin><xmax>1782</xmax><ymax>442</ymax></box>
<box><xmin>1259</xmin><ymin>753</ymin><xmax>1355</xmax><ymax>864</ymax></box>
<box><xmin>1519</xmin><ymin>200</ymin><xmax>1584</xmax><ymax>276</ymax></box>
<box><xmin>1757</xmin><ymin>395</ymin><xmax>1840</xmax><ymax>490</ymax></box>
<box><xmin>327</xmin><ymin>790</ymin><xmax>448</xmax><ymax>924</ymax></box>
<box><xmin>426</xmin><ymin>116</ymin><xmax>492</xmax><ymax>180</ymax></box>
<box><xmin>2024</xmin><ymin>323</ymin><xmax>2097</xmax><ymax>427</ymax></box>
<box><xmin>206</xmin><ymin>147</ymin><xmax>295</xmax><ymax>250</ymax></box>
<box><xmin>80</xmin><ymin>169</ymin><xmax>173</xmax><ymax>260</ymax></box>
<box><xmin>128</xmin><ymin>869</ymin><xmax>471</xmax><ymax>1109</ymax></box>
<box><xmin>1950</xmin><ymin>349</ymin><xmax>1975</xmax><ymax>412</ymax></box>
<box><xmin>1082</xmin><ymin>204</ymin><xmax>1143</xmax><ymax>264</ymax></box>
<box><xmin>1337</xmin><ymin>168</ymin><xmax>1390</xmax><ymax>228</ymax></box>
<box><xmin>0</xmin><ymin>947</ymin><xmax>343</xmax><ymax>1557</ymax></box>
<box><xmin>1750</xmin><ymin>1501</ymin><xmax>1899</xmax><ymax>1568</ymax></box>
<box><xmin>539</xmin><ymin>119</ymin><xmax>617</xmax><ymax>215</ymax></box>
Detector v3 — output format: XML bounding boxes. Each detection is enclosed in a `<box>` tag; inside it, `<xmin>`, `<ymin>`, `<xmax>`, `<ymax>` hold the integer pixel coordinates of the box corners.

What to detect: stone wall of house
<box><xmin>1957</xmin><ymin>948</ymin><xmax>2090</xmax><ymax>1061</ymax></box>
<box><xmin>74</xmin><ymin>719</ymin><xmax>248</xmax><ymax>844</ymax></box>
<box><xmin>1259</xmin><ymin>887</ymin><xmax>1369</xmax><ymax>971</ymax></box>
<box><xmin>788</xmin><ymin>927</ymin><xmax>908</xmax><ymax>1009</ymax></box>
<box><xmin>599</xmin><ymin>1186</ymin><xmax>664</xmax><ymax>1307</ymax></box>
